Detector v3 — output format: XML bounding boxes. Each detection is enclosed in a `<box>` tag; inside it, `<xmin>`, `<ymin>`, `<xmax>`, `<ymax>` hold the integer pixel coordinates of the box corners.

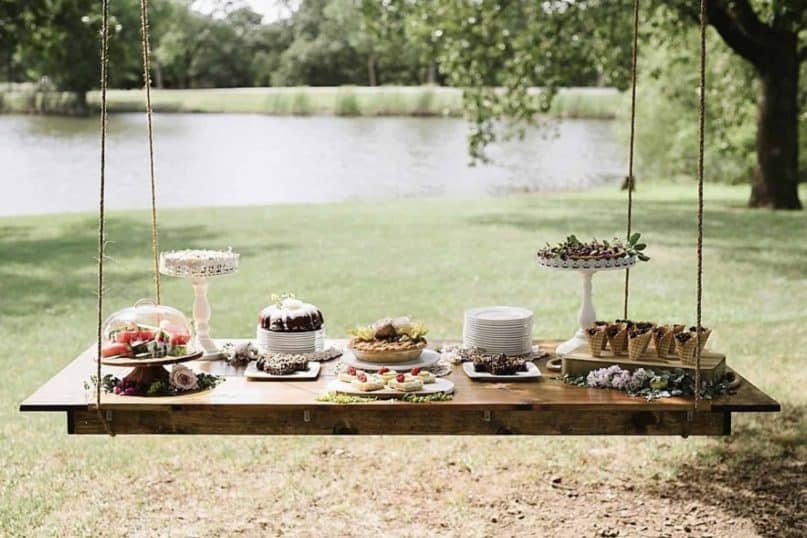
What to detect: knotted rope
<box><xmin>140</xmin><ymin>0</ymin><xmax>161</xmax><ymax>304</ymax></box>
<box><xmin>623</xmin><ymin>0</ymin><xmax>640</xmax><ymax>318</ymax></box>
<box><xmin>694</xmin><ymin>0</ymin><xmax>707</xmax><ymax>408</ymax></box>
<box><xmin>95</xmin><ymin>0</ymin><xmax>114</xmax><ymax>436</ymax></box>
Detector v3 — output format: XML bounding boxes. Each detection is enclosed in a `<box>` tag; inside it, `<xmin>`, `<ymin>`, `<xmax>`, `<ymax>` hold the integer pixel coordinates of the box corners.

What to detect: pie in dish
<box><xmin>348</xmin><ymin>317</ymin><xmax>428</xmax><ymax>363</ymax></box>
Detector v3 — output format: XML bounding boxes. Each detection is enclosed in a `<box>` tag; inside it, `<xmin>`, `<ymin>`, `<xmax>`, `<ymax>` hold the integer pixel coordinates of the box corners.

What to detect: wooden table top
<box><xmin>20</xmin><ymin>339</ymin><xmax>780</xmax><ymax>414</ymax></box>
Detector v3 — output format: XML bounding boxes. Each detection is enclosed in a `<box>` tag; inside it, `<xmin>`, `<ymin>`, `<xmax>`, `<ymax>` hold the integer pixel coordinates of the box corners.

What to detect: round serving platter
<box><xmin>536</xmin><ymin>255</ymin><xmax>636</xmax><ymax>271</ymax></box>
<box><xmin>99</xmin><ymin>350</ymin><xmax>204</xmax><ymax>368</ymax></box>
<box><xmin>340</xmin><ymin>348</ymin><xmax>440</xmax><ymax>372</ymax></box>
<box><xmin>326</xmin><ymin>377</ymin><xmax>454</xmax><ymax>399</ymax></box>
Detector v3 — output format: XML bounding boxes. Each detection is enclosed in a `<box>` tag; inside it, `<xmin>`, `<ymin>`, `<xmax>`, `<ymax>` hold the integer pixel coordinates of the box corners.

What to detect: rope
<box><xmin>95</xmin><ymin>0</ymin><xmax>114</xmax><ymax>436</ymax></box>
<box><xmin>139</xmin><ymin>0</ymin><xmax>161</xmax><ymax>304</ymax></box>
<box><xmin>694</xmin><ymin>0</ymin><xmax>707</xmax><ymax>409</ymax></box>
<box><xmin>623</xmin><ymin>0</ymin><xmax>640</xmax><ymax>319</ymax></box>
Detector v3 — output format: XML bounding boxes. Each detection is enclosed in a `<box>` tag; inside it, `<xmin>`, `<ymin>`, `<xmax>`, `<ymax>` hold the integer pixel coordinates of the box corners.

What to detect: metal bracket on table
<box><xmin>483</xmin><ymin>410</ymin><xmax>493</xmax><ymax>422</ymax></box>
<box><xmin>106</xmin><ymin>410</ymin><xmax>113</xmax><ymax>422</ymax></box>
<box><xmin>303</xmin><ymin>410</ymin><xmax>311</xmax><ymax>423</ymax></box>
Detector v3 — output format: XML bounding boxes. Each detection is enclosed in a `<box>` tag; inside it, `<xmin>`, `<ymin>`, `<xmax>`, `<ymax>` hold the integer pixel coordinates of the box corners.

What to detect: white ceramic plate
<box><xmin>245</xmin><ymin>361</ymin><xmax>321</xmax><ymax>380</ymax></box>
<box><xmin>462</xmin><ymin>361</ymin><xmax>542</xmax><ymax>381</ymax></box>
<box><xmin>325</xmin><ymin>377</ymin><xmax>454</xmax><ymax>399</ymax></box>
<box><xmin>340</xmin><ymin>348</ymin><xmax>440</xmax><ymax>372</ymax></box>
<box><xmin>465</xmin><ymin>306</ymin><xmax>533</xmax><ymax>322</ymax></box>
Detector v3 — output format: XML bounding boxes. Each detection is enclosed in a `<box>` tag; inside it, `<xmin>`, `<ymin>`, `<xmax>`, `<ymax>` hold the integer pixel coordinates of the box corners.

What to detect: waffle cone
<box><xmin>606</xmin><ymin>324</ymin><xmax>628</xmax><ymax>355</ymax></box>
<box><xmin>696</xmin><ymin>328</ymin><xmax>712</xmax><ymax>352</ymax></box>
<box><xmin>585</xmin><ymin>329</ymin><xmax>607</xmax><ymax>357</ymax></box>
<box><xmin>627</xmin><ymin>331</ymin><xmax>652</xmax><ymax>360</ymax></box>
<box><xmin>652</xmin><ymin>327</ymin><xmax>673</xmax><ymax>359</ymax></box>
<box><xmin>669</xmin><ymin>325</ymin><xmax>685</xmax><ymax>354</ymax></box>
<box><xmin>676</xmin><ymin>336</ymin><xmax>698</xmax><ymax>364</ymax></box>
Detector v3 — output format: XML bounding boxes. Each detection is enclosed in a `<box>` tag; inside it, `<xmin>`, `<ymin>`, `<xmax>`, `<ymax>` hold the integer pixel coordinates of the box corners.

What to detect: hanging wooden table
<box><xmin>19</xmin><ymin>339</ymin><xmax>779</xmax><ymax>436</ymax></box>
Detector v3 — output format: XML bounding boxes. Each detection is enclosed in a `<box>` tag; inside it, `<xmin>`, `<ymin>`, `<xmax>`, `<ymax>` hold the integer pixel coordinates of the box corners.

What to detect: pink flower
<box><xmin>169</xmin><ymin>364</ymin><xmax>198</xmax><ymax>391</ymax></box>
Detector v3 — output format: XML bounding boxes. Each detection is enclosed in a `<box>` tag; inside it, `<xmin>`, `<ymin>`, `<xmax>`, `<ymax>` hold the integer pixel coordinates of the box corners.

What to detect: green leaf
<box><xmin>637</xmin><ymin>253</ymin><xmax>650</xmax><ymax>261</ymax></box>
<box><xmin>629</xmin><ymin>232</ymin><xmax>641</xmax><ymax>245</ymax></box>
<box><xmin>634</xmin><ymin>243</ymin><xmax>646</xmax><ymax>250</ymax></box>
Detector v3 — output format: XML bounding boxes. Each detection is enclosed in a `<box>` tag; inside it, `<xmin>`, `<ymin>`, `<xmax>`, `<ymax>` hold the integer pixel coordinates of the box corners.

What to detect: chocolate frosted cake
<box><xmin>259</xmin><ymin>298</ymin><xmax>324</xmax><ymax>332</ymax></box>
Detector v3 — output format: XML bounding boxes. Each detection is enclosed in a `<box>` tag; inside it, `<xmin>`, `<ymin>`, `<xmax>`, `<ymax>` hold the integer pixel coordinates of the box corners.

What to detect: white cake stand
<box><xmin>160</xmin><ymin>250</ymin><xmax>239</xmax><ymax>360</ymax></box>
<box><xmin>537</xmin><ymin>256</ymin><xmax>636</xmax><ymax>356</ymax></box>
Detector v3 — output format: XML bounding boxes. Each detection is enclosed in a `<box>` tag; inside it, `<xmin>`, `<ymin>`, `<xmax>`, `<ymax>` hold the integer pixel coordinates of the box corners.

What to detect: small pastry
<box><xmin>669</xmin><ymin>324</ymin><xmax>685</xmax><ymax>354</ymax></box>
<box><xmin>388</xmin><ymin>373</ymin><xmax>424</xmax><ymax>392</ymax></box>
<box><xmin>585</xmin><ymin>326</ymin><xmax>607</xmax><ymax>357</ymax></box>
<box><xmin>593</xmin><ymin>321</ymin><xmax>609</xmax><ymax>350</ymax></box>
<box><xmin>351</xmin><ymin>372</ymin><xmax>385</xmax><ymax>392</ymax></box>
<box><xmin>627</xmin><ymin>328</ymin><xmax>652</xmax><ymax>360</ymax></box>
<box><xmin>606</xmin><ymin>322</ymin><xmax>628</xmax><ymax>355</ymax></box>
<box><xmin>338</xmin><ymin>366</ymin><xmax>360</xmax><ymax>383</ymax></box>
<box><xmin>377</xmin><ymin>367</ymin><xmax>398</xmax><ymax>384</ymax></box>
<box><xmin>417</xmin><ymin>371</ymin><xmax>437</xmax><ymax>384</ymax></box>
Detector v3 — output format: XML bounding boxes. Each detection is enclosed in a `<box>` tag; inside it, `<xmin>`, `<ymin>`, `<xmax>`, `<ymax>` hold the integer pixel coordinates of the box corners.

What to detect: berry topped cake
<box><xmin>259</xmin><ymin>296</ymin><xmax>324</xmax><ymax>332</ymax></box>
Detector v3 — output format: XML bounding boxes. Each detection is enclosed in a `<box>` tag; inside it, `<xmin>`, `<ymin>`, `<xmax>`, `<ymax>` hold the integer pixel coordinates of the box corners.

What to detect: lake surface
<box><xmin>0</xmin><ymin>114</ymin><xmax>624</xmax><ymax>216</ymax></box>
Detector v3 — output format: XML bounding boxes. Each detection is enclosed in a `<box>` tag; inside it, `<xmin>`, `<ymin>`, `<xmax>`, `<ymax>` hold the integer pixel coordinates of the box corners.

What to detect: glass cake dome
<box><xmin>100</xmin><ymin>299</ymin><xmax>196</xmax><ymax>359</ymax></box>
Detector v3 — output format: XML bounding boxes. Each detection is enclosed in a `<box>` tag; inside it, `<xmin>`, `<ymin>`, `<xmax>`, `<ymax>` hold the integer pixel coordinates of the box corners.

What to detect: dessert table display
<box><xmin>21</xmin><ymin>338</ymin><xmax>778</xmax><ymax>435</ymax></box>
<box><xmin>19</xmin><ymin>0</ymin><xmax>781</xmax><ymax>437</ymax></box>
<box><xmin>159</xmin><ymin>249</ymin><xmax>239</xmax><ymax>360</ymax></box>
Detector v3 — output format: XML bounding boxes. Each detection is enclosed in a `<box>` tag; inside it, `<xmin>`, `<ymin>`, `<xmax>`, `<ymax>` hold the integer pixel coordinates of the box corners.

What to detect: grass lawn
<box><xmin>2</xmin><ymin>85</ymin><xmax>620</xmax><ymax>119</ymax></box>
<box><xmin>2</xmin><ymin>183</ymin><xmax>805</xmax><ymax>536</ymax></box>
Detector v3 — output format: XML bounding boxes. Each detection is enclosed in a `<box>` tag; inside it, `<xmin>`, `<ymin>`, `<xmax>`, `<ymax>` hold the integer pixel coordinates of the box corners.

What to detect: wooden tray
<box><xmin>245</xmin><ymin>362</ymin><xmax>321</xmax><ymax>381</ymax></box>
<box><xmin>325</xmin><ymin>378</ymin><xmax>454</xmax><ymax>399</ymax></box>
<box><xmin>462</xmin><ymin>361</ymin><xmax>542</xmax><ymax>381</ymax></box>
<box><xmin>562</xmin><ymin>345</ymin><xmax>726</xmax><ymax>382</ymax></box>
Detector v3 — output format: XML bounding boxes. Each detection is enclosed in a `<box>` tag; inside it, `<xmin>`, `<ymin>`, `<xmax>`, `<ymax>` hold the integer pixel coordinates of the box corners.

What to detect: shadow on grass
<box><xmin>467</xmin><ymin>199</ymin><xmax>807</xmax><ymax>279</ymax></box>
<box><xmin>646</xmin><ymin>406</ymin><xmax>806</xmax><ymax>538</ymax></box>
<box><xmin>0</xmin><ymin>216</ymin><xmax>272</xmax><ymax>318</ymax></box>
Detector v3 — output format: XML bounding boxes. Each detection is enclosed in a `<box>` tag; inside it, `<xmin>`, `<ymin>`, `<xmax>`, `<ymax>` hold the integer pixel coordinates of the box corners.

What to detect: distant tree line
<box><xmin>0</xmin><ymin>0</ymin><xmax>629</xmax><ymax>94</ymax></box>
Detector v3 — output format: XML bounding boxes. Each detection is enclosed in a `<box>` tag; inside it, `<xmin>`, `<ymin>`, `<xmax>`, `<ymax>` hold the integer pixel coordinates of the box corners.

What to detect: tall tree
<box><xmin>420</xmin><ymin>0</ymin><xmax>804</xmax><ymax>209</ymax></box>
<box><xmin>667</xmin><ymin>0</ymin><xmax>804</xmax><ymax>208</ymax></box>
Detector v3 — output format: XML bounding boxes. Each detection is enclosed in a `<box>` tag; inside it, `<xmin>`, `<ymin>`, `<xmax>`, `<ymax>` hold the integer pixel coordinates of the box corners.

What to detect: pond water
<box><xmin>0</xmin><ymin>114</ymin><xmax>624</xmax><ymax>216</ymax></box>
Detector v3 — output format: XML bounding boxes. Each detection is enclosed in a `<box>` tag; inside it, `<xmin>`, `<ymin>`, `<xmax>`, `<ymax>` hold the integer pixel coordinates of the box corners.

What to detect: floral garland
<box><xmin>86</xmin><ymin>364</ymin><xmax>223</xmax><ymax>397</ymax></box>
<box><xmin>562</xmin><ymin>365</ymin><xmax>733</xmax><ymax>401</ymax></box>
<box><xmin>316</xmin><ymin>392</ymin><xmax>454</xmax><ymax>404</ymax></box>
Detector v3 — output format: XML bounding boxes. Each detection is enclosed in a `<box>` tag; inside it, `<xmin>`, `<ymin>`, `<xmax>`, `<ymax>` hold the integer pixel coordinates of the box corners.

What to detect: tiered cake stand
<box><xmin>100</xmin><ymin>351</ymin><xmax>203</xmax><ymax>386</ymax></box>
<box><xmin>160</xmin><ymin>250</ymin><xmax>239</xmax><ymax>360</ymax></box>
<box><xmin>537</xmin><ymin>255</ymin><xmax>636</xmax><ymax>356</ymax></box>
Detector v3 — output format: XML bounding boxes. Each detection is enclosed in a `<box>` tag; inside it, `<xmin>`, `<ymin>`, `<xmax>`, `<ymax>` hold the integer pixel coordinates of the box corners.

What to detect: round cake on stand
<box><xmin>159</xmin><ymin>249</ymin><xmax>239</xmax><ymax>360</ymax></box>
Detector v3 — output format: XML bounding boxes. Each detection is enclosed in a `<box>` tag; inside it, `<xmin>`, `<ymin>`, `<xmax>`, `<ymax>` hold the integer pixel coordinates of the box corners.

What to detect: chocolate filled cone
<box><xmin>627</xmin><ymin>331</ymin><xmax>652</xmax><ymax>360</ymax></box>
<box><xmin>606</xmin><ymin>324</ymin><xmax>628</xmax><ymax>355</ymax></box>
<box><xmin>695</xmin><ymin>328</ymin><xmax>712</xmax><ymax>352</ymax></box>
<box><xmin>652</xmin><ymin>327</ymin><xmax>673</xmax><ymax>359</ymax></box>
<box><xmin>676</xmin><ymin>336</ymin><xmax>698</xmax><ymax>364</ymax></box>
<box><xmin>669</xmin><ymin>325</ymin><xmax>685</xmax><ymax>354</ymax></box>
<box><xmin>586</xmin><ymin>329</ymin><xmax>607</xmax><ymax>357</ymax></box>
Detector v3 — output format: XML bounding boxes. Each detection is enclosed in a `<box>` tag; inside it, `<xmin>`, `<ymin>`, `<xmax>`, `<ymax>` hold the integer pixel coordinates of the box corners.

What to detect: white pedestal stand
<box><xmin>159</xmin><ymin>250</ymin><xmax>239</xmax><ymax>361</ymax></box>
<box><xmin>537</xmin><ymin>256</ymin><xmax>636</xmax><ymax>357</ymax></box>
<box><xmin>191</xmin><ymin>277</ymin><xmax>221</xmax><ymax>359</ymax></box>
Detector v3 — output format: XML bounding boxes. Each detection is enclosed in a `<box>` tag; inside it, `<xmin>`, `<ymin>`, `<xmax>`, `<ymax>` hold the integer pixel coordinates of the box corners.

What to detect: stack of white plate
<box><xmin>256</xmin><ymin>326</ymin><xmax>325</xmax><ymax>354</ymax></box>
<box><xmin>463</xmin><ymin>306</ymin><xmax>534</xmax><ymax>356</ymax></box>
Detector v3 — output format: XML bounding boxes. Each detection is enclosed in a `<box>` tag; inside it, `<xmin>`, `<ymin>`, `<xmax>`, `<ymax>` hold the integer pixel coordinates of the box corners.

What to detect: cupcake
<box><xmin>606</xmin><ymin>322</ymin><xmax>628</xmax><ymax>355</ymax></box>
<box><xmin>585</xmin><ymin>326</ymin><xmax>607</xmax><ymax>357</ymax></box>
<box><xmin>652</xmin><ymin>326</ymin><xmax>674</xmax><ymax>359</ymax></box>
<box><xmin>627</xmin><ymin>327</ymin><xmax>652</xmax><ymax>360</ymax></box>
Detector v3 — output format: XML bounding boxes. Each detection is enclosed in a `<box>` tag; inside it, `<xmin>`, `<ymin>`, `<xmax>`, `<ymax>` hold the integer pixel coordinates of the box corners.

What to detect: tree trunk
<box><xmin>368</xmin><ymin>53</ymin><xmax>377</xmax><ymax>87</ymax></box>
<box><xmin>749</xmin><ymin>34</ymin><xmax>802</xmax><ymax>209</ymax></box>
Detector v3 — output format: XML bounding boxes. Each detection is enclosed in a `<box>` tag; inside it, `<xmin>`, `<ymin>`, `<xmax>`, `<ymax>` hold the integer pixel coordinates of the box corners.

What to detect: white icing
<box><xmin>159</xmin><ymin>249</ymin><xmax>239</xmax><ymax>277</ymax></box>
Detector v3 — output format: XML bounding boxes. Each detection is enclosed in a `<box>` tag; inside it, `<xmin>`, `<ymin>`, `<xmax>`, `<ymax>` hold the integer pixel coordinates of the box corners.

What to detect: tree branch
<box><xmin>705</xmin><ymin>0</ymin><xmax>767</xmax><ymax>66</ymax></box>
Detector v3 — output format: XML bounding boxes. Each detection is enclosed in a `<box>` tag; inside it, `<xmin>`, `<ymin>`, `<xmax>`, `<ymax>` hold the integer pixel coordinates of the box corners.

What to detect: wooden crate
<box><xmin>562</xmin><ymin>345</ymin><xmax>726</xmax><ymax>383</ymax></box>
